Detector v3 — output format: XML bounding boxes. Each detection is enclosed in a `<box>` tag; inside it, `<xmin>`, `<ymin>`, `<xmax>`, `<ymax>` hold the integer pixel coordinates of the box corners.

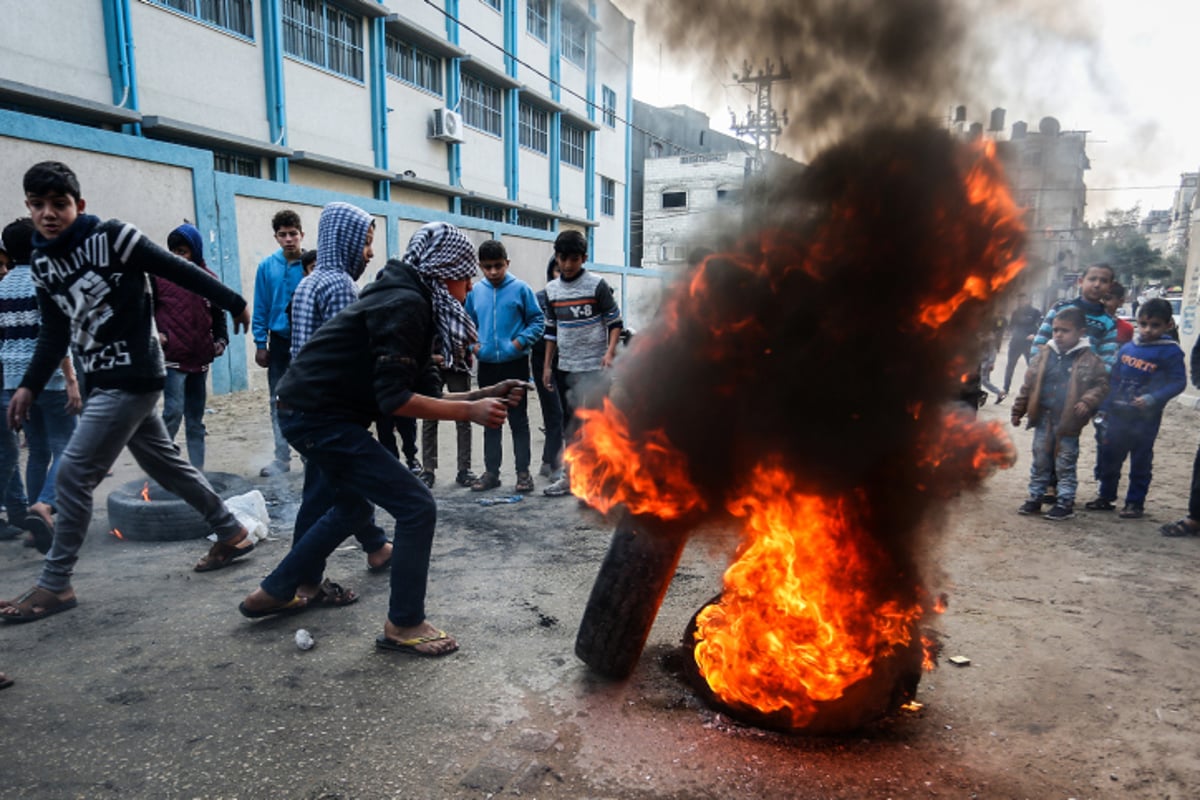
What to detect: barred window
<box><xmin>148</xmin><ymin>0</ymin><xmax>253</xmax><ymax>37</ymax></box>
<box><xmin>480</xmin><ymin>0</ymin><xmax>501</xmax><ymax>8</ymax></box>
<box><xmin>213</xmin><ymin>150</ymin><xmax>261</xmax><ymax>178</ymax></box>
<box><xmin>461</xmin><ymin>74</ymin><xmax>503</xmax><ymax>136</ymax></box>
<box><xmin>561</xmin><ymin>123</ymin><xmax>585</xmax><ymax>169</ymax></box>
<box><xmin>282</xmin><ymin>0</ymin><xmax>363</xmax><ymax>81</ymax></box>
<box><xmin>601</xmin><ymin>86</ymin><xmax>617</xmax><ymax>128</ymax></box>
<box><xmin>385</xmin><ymin>36</ymin><xmax>443</xmax><ymax>95</ymax></box>
<box><xmin>526</xmin><ymin>0</ymin><xmax>548</xmax><ymax>41</ymax></box>
<box><xmin>518</xmin><ymin>102</ymin><xmax>549</xmax><ymax>154</ymax></box>
<box><xmin>462</xmin><ymin>202</ymin><xmax>506</xmax><ymax>222</ymax></box>
<box><xmin>516</xmin><ymin>211</ymin><xmax>551</xmax><ymax>230</ymax></box>
<box><xmin>600</xmin><ymin>176</ymin><xmax>615</xmax><ymax>216</ymax></box>
<box><xmin>561</xmin><ymin>15</ymin><xmax>586</xmax><ymax>67</ymax></box>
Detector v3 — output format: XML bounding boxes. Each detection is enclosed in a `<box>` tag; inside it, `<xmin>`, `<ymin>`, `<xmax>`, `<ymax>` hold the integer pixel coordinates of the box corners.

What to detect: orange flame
<box><xmin>692</xmin><ymin>466</ymin><xmax>923</xmax><ymax>728</ymax></box>
<box><xmin>565</xmin><ymin>398</ymin><xmax>705</xmax><ymax>520</ymax></box>
<box><xmin>917</xmin><ymin>139</ymin><xmax>1027</xmax><ymax>328</ymax></box>
<box><xmin>141</xmin><ymin>482</ymin><xmax>151</xmax><ymax>502</ymax></box>
<box><xmin>111</xmin><ymin>528</ymin><xmax>124</xmax><ymax>540</ymax></box>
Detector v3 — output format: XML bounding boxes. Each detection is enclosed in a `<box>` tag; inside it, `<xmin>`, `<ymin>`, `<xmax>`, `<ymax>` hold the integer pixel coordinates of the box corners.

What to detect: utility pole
<box><xmin>729</xmin><ymin>59</ymin><xmax>790</xmax><ymax>174</ymax></box>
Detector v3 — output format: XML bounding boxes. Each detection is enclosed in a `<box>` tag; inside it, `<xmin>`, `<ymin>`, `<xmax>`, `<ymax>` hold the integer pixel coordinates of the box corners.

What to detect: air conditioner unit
<box><xmin>431</xmin><ymin>108</ymin><xmax>465</xmax><ymax>143</ymax></box>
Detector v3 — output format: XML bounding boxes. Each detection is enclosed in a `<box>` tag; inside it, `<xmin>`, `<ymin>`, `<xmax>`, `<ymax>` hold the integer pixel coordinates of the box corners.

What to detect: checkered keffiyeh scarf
<box><xmin>403</xmin><ymin>222</ymin><xmax>478</xmax><ymax>370</ymax></box>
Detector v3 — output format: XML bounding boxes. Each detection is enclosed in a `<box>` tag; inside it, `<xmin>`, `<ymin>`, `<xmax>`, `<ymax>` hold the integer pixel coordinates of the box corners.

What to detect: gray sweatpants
<box><xmin>38</xmin><ymin>388</ymin><xmax>241</xmax><ymax>592</ymax></box>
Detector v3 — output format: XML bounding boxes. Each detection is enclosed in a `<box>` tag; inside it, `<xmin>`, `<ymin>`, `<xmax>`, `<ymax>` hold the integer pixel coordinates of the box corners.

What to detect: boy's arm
<box><xmin>514</xmin><ymin>284</ymin><xmax>545</xmax><ymax>351</ymax></box>
<box><xmin>125</xmin><ymin>232</ymin><xmax>250</xmax><ymax>332</ymax></box>
<box><xmin>596</xmin><ymin>279</ymin><xmax>623</xmax><ymax>367</ymax></box>
<box><xmin>252</xmin><ymin>260</ymin><xmax>270</xmax><ymax>348</ymax></box>
<box><xmin>211</xmin><ymin>302</ymin><xmax>229</xmax><ymax>352</ymax></box>
<box><xmin>1144</xmin><ymin>348</ymin><xmax>1188</xmax><ymax>406</ymax></box>
<box><xmin>1077</xmin><ymin>358</ymin><xmax>1110</xmax><ymax>412</ymax></box>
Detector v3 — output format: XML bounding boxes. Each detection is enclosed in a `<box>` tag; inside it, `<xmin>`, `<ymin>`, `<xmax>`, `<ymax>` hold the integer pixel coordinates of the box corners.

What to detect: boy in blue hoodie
<box><xmin>1084</xmin><ymin>298</ymin><xmax>1186</xmax><ymax>519</ymax></box>
<box><xmin>465</xmin><ymin>240</ymin><xmax>544</xmax><ymax>493</ymax></box>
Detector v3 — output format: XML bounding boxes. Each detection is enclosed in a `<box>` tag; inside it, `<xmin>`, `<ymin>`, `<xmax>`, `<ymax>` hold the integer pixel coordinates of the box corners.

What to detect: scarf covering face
<box><xmin>402</xmin><ymin>222</ymin><xmax>478</xmax><ymax>370</ymax></box>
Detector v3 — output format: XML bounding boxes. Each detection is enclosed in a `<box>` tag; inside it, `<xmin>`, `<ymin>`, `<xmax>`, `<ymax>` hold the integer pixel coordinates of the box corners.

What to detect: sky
<box><xmin>622</xmin><ymin>0</ymin><xmax>1200</xmax><ymax>223</ymax></box>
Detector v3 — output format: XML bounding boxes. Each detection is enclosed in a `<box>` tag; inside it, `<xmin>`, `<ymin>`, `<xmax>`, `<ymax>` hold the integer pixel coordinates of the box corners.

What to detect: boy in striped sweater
<box><xmin>540</xmin><ymin>230</ymin><xmax>622</xmax><ymax>497</ymax></box>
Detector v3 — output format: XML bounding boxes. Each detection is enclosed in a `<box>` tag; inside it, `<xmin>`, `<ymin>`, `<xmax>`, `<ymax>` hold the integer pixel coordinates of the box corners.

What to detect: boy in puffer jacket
<box><xmin>465</xmin><ymin>240</ymin><xmax>544</xmax><ymax>493</ymax></box>
<box><xmin>1084</xmin><ymin>298</ymin><xmax>1186</xmax><ymax>519</ymax></box>
<box><xmin>1012</xmin><ymin>306</ymin><xmax>1109</xmax><ymax>521</ymax></box>
<box><xmin>156</xmin><ymin>223</ymin><xmax>229</xmax><ymax>470</ymax></box>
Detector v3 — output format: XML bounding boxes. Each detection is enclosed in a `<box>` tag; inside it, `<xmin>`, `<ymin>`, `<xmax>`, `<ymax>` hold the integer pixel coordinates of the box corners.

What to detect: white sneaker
<box><xmin>543</xmin><ymin>477</ymin><xmax>572</xmax><ymax>497</ymax></box>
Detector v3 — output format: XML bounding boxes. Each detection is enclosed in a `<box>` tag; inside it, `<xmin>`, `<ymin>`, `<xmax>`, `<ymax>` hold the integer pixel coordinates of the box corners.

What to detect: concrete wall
<box><xmin>2</xmin><ymin>0</ymin><xmax>112</xmax><ymax>104</ymax></box>
<box><xmin>388</xmin><ymin>83</ymin><xmax>451</xmax><ymax>182</ymax></box>
<box><xmin>641</xmin><ymin>154</ymin><xmax>745</xmax><ymax>269</ymax></box>
<box><xmin>284</xmin><ymin>61</ymin><xmax>375</xmax><ymax>165</ymax></box>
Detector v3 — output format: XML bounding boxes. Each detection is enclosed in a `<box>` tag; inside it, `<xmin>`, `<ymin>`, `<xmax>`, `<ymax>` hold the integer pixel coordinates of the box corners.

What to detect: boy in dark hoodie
<box><xmin>465</xmin><ymin>240</ymin><xmax>544</xmax><ymax>493</ymax></box>
<box><xmin>1011</xmin><ymin>306</ymin><xmax>1109</xmax><ymax>521</ymax></box>
<box><xmin>156</xmin><ymin>223</ymin><xmax>230</xmax><ymax>471</ymax></box>
<box><xmin>1084</xmin><ymin>298</ymin><xmax>1186</xmax><ymax>518</ymax></box>
<box><xmin>0</xmin><ymin>161</ymin><xmax>254</xmax><ymax>624</ymax></box>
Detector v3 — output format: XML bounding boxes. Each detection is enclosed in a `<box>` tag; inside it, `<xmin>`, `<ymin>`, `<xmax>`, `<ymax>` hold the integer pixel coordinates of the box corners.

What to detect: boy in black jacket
<box><xmin>0</xmin><ymin>161</ymin><xmax>254</xmax><ymax>624</ymax></box>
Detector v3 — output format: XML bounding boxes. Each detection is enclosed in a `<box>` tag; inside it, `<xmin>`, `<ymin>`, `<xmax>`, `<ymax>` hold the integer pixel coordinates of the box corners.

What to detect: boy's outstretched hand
<box><xmin>481</xmin><ymin>378</ymin><xmax>533</xmax><ymax>407</ymax></box>
<box><xmin>468</xmin><ymin>398</ymin><xmax>508</xmax><ymax>429</ymax></box>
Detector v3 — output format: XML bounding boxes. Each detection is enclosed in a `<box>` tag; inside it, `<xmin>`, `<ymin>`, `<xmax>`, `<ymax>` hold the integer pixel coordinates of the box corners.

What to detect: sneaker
<box><xmin>994</xmin><ymin>391</ymin><xmax>1007</xmax><ymax>405</ymax></box>
<box><xmin>471</xmin><ymin>471</ymin><xmax>500</xmax><ymax>492</ymax></box>
<box><xmin>419</xmin><ymin>470</ymin><xmax>435</xmax><ymax>488</ymax></box>
<box><xmin>1084</xmin><ymin>498</ymin><xmax>1116</xmax><ymax>511</ymax></box>
<box><xmin>259</xmin><ymin>459</ymin><xmax>291</xmax><ymax>477</ymax></box>
<box><xmin>1044</xmin><ymin>503</ymin><xmax>1075</xmax><ymax>521</ymax></box>
<box><xmin>544</xmin><ymin>477</ymin><xmax>572</xmax><ymax>497</ymax></box>
<box><xmin>0</xmin><ymin>521</ymin><xmax>24</xmax><ymax>541</ymax></box>
<box><xmin>1118</xmin><ymin>504</ymin><xmax>1144</xmax><ymax>519</ymax></box>
<box><xmin>1017</xmin><ymin>499</ymin><xmax>1042</xmax><ymax>515</ymax></box>
<box><xmin>406</xmin><ymin>457</ymin><xmax>422</xmax><ymax>474</ymax></box>
<box><xmin>455</xmin><ymin>470</ymin><xmax>477</xmax><ymax>488</ymax></box>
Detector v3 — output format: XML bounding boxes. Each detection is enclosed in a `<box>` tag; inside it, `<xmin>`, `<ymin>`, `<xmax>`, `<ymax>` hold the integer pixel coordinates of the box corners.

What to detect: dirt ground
<box><xmin>2</xmin><ymin>348</ymin><xmax>1200</xmax><ymax>799</ymax></box>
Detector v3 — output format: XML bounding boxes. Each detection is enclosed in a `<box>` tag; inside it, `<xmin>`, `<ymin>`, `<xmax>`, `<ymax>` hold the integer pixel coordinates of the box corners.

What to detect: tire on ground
<box><xmin>574</xmin><ymin>513</ymin><xmax>688</xmax><ymax>680</ymax></box>
<box><xmin>106</xmin><ymin>472</ymin><xmax>254</xmax><ymax>542</ymax></box>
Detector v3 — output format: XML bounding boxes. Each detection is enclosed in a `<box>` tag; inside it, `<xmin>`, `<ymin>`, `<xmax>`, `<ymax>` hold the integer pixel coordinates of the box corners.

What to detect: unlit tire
<box><xmin>106</xmin><ymin>472</ymin><xmax>254</xmax><ymax>542</ymax></box>
<box><xmin>574</xmin><ymin>513</ymin><xmax>688</xmax><ymax>680</ymax></box>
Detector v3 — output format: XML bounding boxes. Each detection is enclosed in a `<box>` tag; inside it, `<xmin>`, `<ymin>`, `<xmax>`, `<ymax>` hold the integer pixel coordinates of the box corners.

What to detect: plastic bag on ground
<box><xmin>206</xmin><ymin>489</ymin><xmax>270</xmax><ymax>543</ymax></box>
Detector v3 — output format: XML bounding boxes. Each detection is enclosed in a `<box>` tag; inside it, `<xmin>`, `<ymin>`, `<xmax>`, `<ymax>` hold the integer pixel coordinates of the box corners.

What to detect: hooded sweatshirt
<box><xmin>276</xmin><ymin>259</ymin><xmax>443</xmax><ymax>424</ymax></box>
<box><xmin>153</xmin><ymin>223</ymin><xmax>229</xmax><ymax>372</ymax></box>
<box><xmin>23</xmin><ymin>214</ymin><xmax>246</xmax><ymax>396</ymax></box>
<box><xmin>289</xmin><ymin>202</ymin><xmax>372</xmax><ymax>359</ymax></box>
<box><xmin>465</xmin><ymin>271</ymin><xmax>544</xmax><ymax>364</ymax></box>
<box><xmin>1102</xmin><ymin>334</ymin><xmax>1186</xmax><ymax>420</ymax></box>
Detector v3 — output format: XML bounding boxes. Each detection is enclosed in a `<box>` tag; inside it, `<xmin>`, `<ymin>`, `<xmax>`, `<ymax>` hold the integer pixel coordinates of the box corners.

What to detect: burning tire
<box><xmin>106</xmin><ymin>472</ymin><xmax>254</xmax><ymax>542</ymax></box>
<box><xmin>574</xmin><ymin>513</ymin><xmax>688</xmax><ymax>680</ymax></box>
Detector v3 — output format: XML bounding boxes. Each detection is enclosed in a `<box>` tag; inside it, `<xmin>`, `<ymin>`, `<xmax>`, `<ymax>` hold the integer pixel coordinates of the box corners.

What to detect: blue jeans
<box><xmin>478</xmin><ymin>357</ymin><xmax>531</xmax><ymax>475</ymax></box>
<box><xmin>162</xmin><ymin>368</ymin><xmax>207</xmax><ymax>470</ymax></box>
<box><xmin>292</xmin><ymin>460</ymin><xmax>389</xmax><ymax>556</ymax></box>
<box><xmin>20</xmin><ymin>389</ymin><xmax>77</xmax><ymax>507</ymax></box>
<box><xmin>267</xmin><ymin>332</ymin><xmax>292</xmax><ymax>463</ymax></box>
<box><xmin>1097</xmin><ymin>412</ymin><xmax>1162</xmax><ymax>506</ymax></box>
<box><xmin>268</xmin><ymin>408</ymin><xmax>436</xmax><ymax>627</ymax></box>
<box><xmin>1028</xmin><ymin>416</ymin><xmax>1079</xmax><ymax>504</ymax></box>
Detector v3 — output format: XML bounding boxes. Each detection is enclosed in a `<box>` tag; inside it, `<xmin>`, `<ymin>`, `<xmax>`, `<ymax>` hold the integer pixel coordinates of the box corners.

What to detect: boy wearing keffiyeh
<box><xmin>240</xmin><ymin>222</ymin><xmax>526</xmax><ymax>656</ymax></box>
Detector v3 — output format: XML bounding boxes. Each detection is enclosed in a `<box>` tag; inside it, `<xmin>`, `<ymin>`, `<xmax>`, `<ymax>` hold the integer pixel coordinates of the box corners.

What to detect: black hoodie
<box><xmin>276</xmin><ymin>259</ymin><xmax>442</xmax><ymax>424</ymax></box>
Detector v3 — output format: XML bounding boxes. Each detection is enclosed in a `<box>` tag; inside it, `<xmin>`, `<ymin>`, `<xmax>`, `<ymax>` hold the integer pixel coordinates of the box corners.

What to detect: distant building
<box><xmin>1140</xmin><ymin>209</ymin><xmax>1172</xmax><ymax>255</ymax></box>
<box><xmin>995</xmin><ymin>116</ymin><xmax>1090</xmax><ymax>307</ymax></box>
<box><xmin>1166</xmin><ymin>173</ymin><xmax>1199</xmax><ymax>257</ymax></box>
<box><xmin>630</xmin><ymin>102</ymin><xmax>749</xmax><ymax>266</ymax></box>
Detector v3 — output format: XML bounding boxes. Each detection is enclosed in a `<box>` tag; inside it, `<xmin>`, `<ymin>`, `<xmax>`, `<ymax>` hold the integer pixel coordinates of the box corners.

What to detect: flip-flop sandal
<box><xmin>0</xmin><ymin>673</ymin><xmax>13</xmax><ymax>690</ymax></box>
<box><xmin>0</xmin><ymin>586</ymin><xmax>78</xmax><ymax>624</ymax></box>
<box><xmin>194</xmin><ymin>533</ymin><xmax>255</xmax><ymax>572</ymax></box>
<box><xmin>238</xmin><ymin>595</ymin><xmax>308</xmax><ymax>619</ymax></box>
<box><xmin>374</xmin><ymin>629</ymin><xmax>459</xmax><ymax>657</ymax></box>
<box><xmin>23</xmin><ymin>512</ymin><xmax>54</xmax><ymax>555</ymax></box>
<box><xmin>307</xmin><ymin>578</ymin><xmax>359</xmax><ymax>607</ymax></box>
<box><xmin>1161</xmin><ymin>519</ymin><xmax>1200</xmax><ymax>537</ymax></box>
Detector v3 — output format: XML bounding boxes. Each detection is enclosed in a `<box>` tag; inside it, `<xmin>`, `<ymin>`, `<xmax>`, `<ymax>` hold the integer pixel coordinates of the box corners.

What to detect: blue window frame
<box><xmin>519</xmin><ymin>102</ymin><xmax>549</xmax><ymax>154</ymax></box>
<box><xmin>148</xmin><ymin>0</ymin><xmax>254</xmax><ymax>37</ymax></box>
<box><xmin>526</xmin><ymin>0</ymin><xmax>548</xmax><ymax>41</ymax></box>
<box><xmin>561</xmin><ymin>15</ymin><xmax>586</xmax><ymax>67</ymax></box>
<box><xmin>386</xmin><ymin>36</ymin><xmax>443</xmax><ymax>95</ymax></box>
<box><xmin>282</xmin><ymin>0</ymin><xmax>364</xmax><ymax>81</ymax></box>
<box><xmin>461</xmin><ymin>74</ymin><xmax>503</xmax><ymax>136</ymax></box>
<box><xmin>600</xmin><ymin>176</ymin><xmax>615</xmax><ymax>216</ymax></box>
<box><xmin>601</xmin><ymin>86</ymin><xmax>617</xmax><ymax>128</ymax></box>
<box><xmin>561</xmin><ymin>123</ymin><xmax>585</xmax><ymax>169</ymax></box>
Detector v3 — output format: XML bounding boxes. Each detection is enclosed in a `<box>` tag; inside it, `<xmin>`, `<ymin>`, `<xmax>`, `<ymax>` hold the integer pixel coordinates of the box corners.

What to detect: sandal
<box><xmin>306</xmin><ymin>578</ymin><xmax>358</xmax><ymax>607</ymax></box>
<box><xmin>1160</xmin><ymin>518</ymin><xmax>1200</xmax><ymax>537</ymax></box>
<box><xmin>23</xmin><ymin>508</ymin><xmax>54</xmax><ymax>555</ymax></box>
<box><xmin>194</xmin><ymin>529</ymin><xmax>254</xmax><ymax>572</ymax></box>
<box><xmin>0</xmin><ymin>586</ymin><xmax>77</xmax><ymax>624</ymax></box>
<box><xmin>514</xmin><ymin>471</ymin><xmax>535</xmax><ymax>494</ymax></box>
<box><xmin>238</xmin><ymin>594</ymin><xmax>308</xmax><ymax>619</ymax></box>
<box><xmin>471</xmin><ymin>471</ymin><xmax>500</xmax><ymax>492</ymax></box>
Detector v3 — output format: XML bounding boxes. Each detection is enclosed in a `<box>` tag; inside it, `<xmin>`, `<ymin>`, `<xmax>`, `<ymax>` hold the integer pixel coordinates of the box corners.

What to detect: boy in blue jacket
<box><xmin>465</xmin><ymin>240</ymin><xmax>544</xmax><ymax>493</ymax></box>
<box><xmin>1084</xmin><ymin>298</ymin><xmax>1186</xmax><ymax>518</ymax></box>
